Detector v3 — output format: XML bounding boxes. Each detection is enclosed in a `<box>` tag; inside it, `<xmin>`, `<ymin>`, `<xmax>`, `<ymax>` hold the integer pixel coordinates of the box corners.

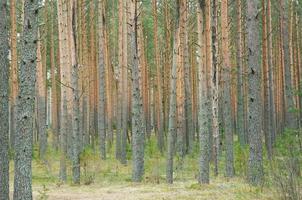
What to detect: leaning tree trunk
<box><xmin>247</xmin><ymin>0</ymin><xmax>264</xmax><ymax>186</ymax></box>
<box><xmin>129</xmin><ymin>0</ymin><xmax>146</xmax><ymax>182</ymax></box>
<box><xmin>13</xmin><ymin>0</ymin><xmax>39</xmax><ymax>199</ymax></box>
<box><xmin>0</xmin><ymin>0</ymin><xmax>10</xmax><ymax>199</ymax></box>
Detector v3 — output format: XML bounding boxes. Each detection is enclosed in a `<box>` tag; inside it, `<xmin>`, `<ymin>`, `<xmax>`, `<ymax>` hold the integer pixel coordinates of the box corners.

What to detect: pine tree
<box><xmin>13</xmin><ymin>0</ymin><xmax>39</xmax><ymax>199</ymax></box>
<box><xmin>247</xmin><ymin>0</ymin><xmax>264</xmax><ymax>186</ymax></box>
<box><xmin>130</xmin><ymin>0</ymin><xmax>145</xmax><ymax>182</ymax></box>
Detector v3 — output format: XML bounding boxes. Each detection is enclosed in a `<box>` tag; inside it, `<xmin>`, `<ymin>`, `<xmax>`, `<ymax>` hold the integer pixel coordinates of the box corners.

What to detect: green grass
<box><xmin>8</xmin><ymin>129</ymin><xmax>302</xmax><ymax>199</ymax></box>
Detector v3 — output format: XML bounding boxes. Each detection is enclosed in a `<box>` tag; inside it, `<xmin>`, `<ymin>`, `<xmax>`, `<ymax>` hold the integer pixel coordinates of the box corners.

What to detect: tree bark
<box><xmin>166</xmin><ymin>0</ymin><xmax>180</xmax><ymax>184</ymax></box>
<box><xmin>13</xmin><ymin>0</ymin><xmax>39</xmax><ymax>199</ymax></box>
<box><xmin>130</xmin><ymin>0</ymin><xmax>145</xmax><ymax>182</ymax></box>
<box><xmin>98</xmin><ymin>0</ymin><xmax>107</xmax><ymax>160</ymax></box>
<box><xmin>247</xmin><ymin>0</ymin><xmax>264</xmax><ymax>186</ymax></box>
<box><xmin>280</xmin><ymin>0</ymin><xmax>297</xmax><ymax>129</ymax></box>
<box><xmin>221</xmin><ymin>0</ymin><xmax>234</xmax><ymax>177</ymax></box>
<box><xmin>0</xmin><ymin>0</ymin><xmax>10</xmax><ymax>198</ymax></box>
<box><xmin>197</xmin><ymin>0</ymin><xmax>210</xmax><ymax>184</ymax></box>
<box><xmin>10</xmin><ymin>0</ymin><xmax>19</xmax><ymax>149</ymax></box>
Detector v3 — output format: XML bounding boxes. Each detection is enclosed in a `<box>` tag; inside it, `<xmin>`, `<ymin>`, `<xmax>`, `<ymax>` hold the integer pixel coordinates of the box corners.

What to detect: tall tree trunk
<box><xmin>153</xmin><ymin>0</ymin><xmax>164</xmax><ymax>154</ymax></box>
<box><xmin>121</xmin><ymin>0</ymin><xmax>129</xmax><ymax>165</ymax></box>
<box><xmin>0</xmin><ymin>0</ymin><xmax>10</xmax><ymax>198</ymax></box>
<box><xmin>10</xmin><ymin>0</ymin><xmax>18</xmax><ymax>149</ymax></box>
<box><xmin>280</xmin><ymin>0</ymin><xmax>297</xmax><ymax>129</ymax></box>
<box><xmin>116</xmin><ymin>0</ymin><xmax>123</xmax><ymax>160</ymax></box>
<box><xmin>98</xmin><ymin>0</ymin><xmax>106</xmax><ymax>160</ymax></box>
<box><xmin>130</xmin><ymin>0</ymin><xmax>145</xmax><ymax>182</ymax></box>
<box><xmin>183</xmin><ymin>0</ymin><xmax>194</xmax><ymax>154</ymax></box>
<box><xmin>211</xmin><ymin>0</ymin><xmax>219</xmax><ymax>176</ymax></box>
<box><xmin>13</xmin><ymin>0</ymin><xmax>39</xmax><ymax>199</ymax></box>
<box><xmin>69</xmin><ymin>0</ymin><xmax>80</xmax><ymax>184</ymax></box>
<box><xmin>247</xmin><ymin>0</ymin><xmax>264</xmax><ymax>186</ymax></box>
<box><xmin>267</xmin><ymin>0</ymin><xmax>276</xmax><ymax>151</ymax></box>
<box><xmin>166</xmin><ymin>0</ymin><xmax>180</xmax><ymax>184</ymax></box>
<box><xmin>221</xmin><ymin>0</ymin><xmax>234</xmax><ymax>177</ymax></box>
<box><xmin>197</xmin><ymin>0</ymin><xmax>210</xmax><ymax>184</ymax></box>
<box><xmin>57</xmin><ymin>0</ymin><xmax>68</xmax><ymax>182</ymax></box>
<box><xmin>235</xmin><ymin>0</ymin><xmax>246</xmax><ymax>146</ymax></box>
<box><xmin>36</xmin><ymin>29</ymin><xmax>47</xmax><ymax>160</ymax></box>
<box><xmin>50</xmin><ymin>0</ymin><xmax>59</xmax><ymax>151</ymax></box>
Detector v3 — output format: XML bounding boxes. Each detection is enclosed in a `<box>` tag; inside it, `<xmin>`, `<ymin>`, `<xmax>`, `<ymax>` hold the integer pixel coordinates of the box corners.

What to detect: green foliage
<box><xmin>270</xmin><ymin>129</ymin><xmax>302</xmax><ymax>200</ymax></box>
<box><xmin>37</xmin><ymin>185</ymin><xmax>49</xmax><ymax>200</ymax></box>
<box><xmin>234</xmin><ymin>142</ymin><xmax>248</xmax><ymax>177</ymax></box>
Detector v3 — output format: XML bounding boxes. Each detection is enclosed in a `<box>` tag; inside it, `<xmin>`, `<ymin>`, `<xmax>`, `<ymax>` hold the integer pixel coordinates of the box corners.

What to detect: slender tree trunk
<box><xmin>98</xmin><ymin>0</ymin><xmax>106</xmax><ymax>160</ymax></box>
<box><xmin>10</xmin><ymin>0</ymin><xmax>18</xmax><ymax>149</ymax></box>
<box><xmin>197</xmin><ymin>0</ymin><xmax>210</xmax><ymax>184</ymax></box>
<box><xmin>153</xmin><ymin>0</ymin><xmax>164</xmax><ymax>154</ymax></box>
<box><xmin>166</xmin><ymin>0</ymin><xmax>180</xmax><ymax>184</ymax></box>
<box><xmin>247</xmin><ymin>0</ymin><xmax>264</xmax><ymax>186</ymax></box>
<box><xmin>183</xmin><ymin>0</ymin><xmax>194</xmax><ymax>154</ymax></box>
<box><xmin>69</xmin><ymin>0</ymin><xmax>80</xmax><ymax>184</ymax></box>
<box><xmin>50</xmin><ymin>0</ymin><xmax>59</xmax><ymax>151</ymax></box>
<box><xmin>57</xmin><ymin>0</ymin><xmax>68</xmax><ymax>182</ymax></box>
<box><xmin>36</xmin><ymin>29</ymin><xmax>47</xmax><ymax>161</ymax></box>
<box><xmin>116</xmin><ymin>0</ymin><xmax>123</xmax><ymax>160</ymax></box>
<box><xmin>121</xmin><ymin>0</ymin><xmax>128</xmax><ymax>165</ymax></box>
<box><xmin>0</xmin><ymin>0</ymin><xmax>10</xmax><ymax>198</ymax></box>
<box><xmin>235</xmin><ymin>0</ymin><xmax>246</xmax><ymax>146</ymax></box>
<box><xmin>130</xmin><ymin>0</ymin><xmax>145</xmax><ymax>182</ymax></box>
<box><xmin>267</xmin><ymin>0</ymin><xmax>276</xmax><ymax>151</ymax></box>
<box><xmin>221</xmin><ymin>0</ymin><xmax>234</xmax><ymax>177</ymax></box>
<box><xmin>13</xmin><ymin>0</ymin><xmax>39</xmax><ymax>199</ymax></box>
<box><xmin>280</xmin><ymin>0</ymin><xmax>297</xmax><ymax>129</ymax></box>
<box><xmin>211</xmin><ymin>0</ymin><xmax>219</xmax><ymax>176</ymax></box>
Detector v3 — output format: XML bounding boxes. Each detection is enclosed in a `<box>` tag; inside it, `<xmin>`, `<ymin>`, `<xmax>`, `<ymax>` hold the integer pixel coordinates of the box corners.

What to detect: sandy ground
<box><xmin>30</xmin><ymin>180</ymin><xmax>275</xmax><ymax>200</ymax></box>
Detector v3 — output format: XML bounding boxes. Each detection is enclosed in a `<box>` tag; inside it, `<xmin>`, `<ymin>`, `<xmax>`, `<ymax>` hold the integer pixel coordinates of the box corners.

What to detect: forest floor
<box><xmin>30</xmin><ymin>178</ymin><xmax>276</xmax><ymax>200</ymax></box>
<box><xmin>10</xmin><ymin>134</ymin><xmax>293</xmax><ymax>200</ymax></box>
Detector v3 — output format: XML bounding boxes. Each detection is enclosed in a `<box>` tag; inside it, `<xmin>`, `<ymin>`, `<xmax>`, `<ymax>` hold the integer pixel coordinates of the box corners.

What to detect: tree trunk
<box><xmin>153</xmin><ymin>0</ymin><xmax>164</xmax><ymax>154</ymax></box>
<box><xmin>211</xmin><ymin>0</ymin><xmax>219</xmax><ymax>176</ymax></box>
<box><xmin>13</xmin><ymin>0</ymin><xmax>39</xmax><ymax>199</ymax></box>
<box><xmin>267</xmin><ymin>0</ymin><xmax>276</xmax><ymax>152</ymax></box>
<box><xmin>197</xmin><ymin>0</ymin><xmax>210</xmax><ymax>184</ymax></box>
<box><xmin>36</xmin><ymin>29</ymin><xmax>47</xmax><ymax>161</ymax></box>
<box><xmin>166</xmin><ymin>0</ymin><xmax>180</xmax><ymax>184</ymax></box>
<box><xmin>49</xmin><ymin>0</ymin><xmax>59</xmax><ymax>151</ymax></box>
<box><xmin>121</xmin><ymin>0</ymin><xmax>128</xmax><ymax>165</ymax></box>
<box><xmin>221</xmin><ymin>0</ymin><xmax>234</xmax><ymax>177</ymax></box>
<box><xmin>129</xmin><ymin>0</ymin><xmax>145</xmax><ymax>182</ymax></box>
<box><xmin>98</xmin><ymin>0</ymin><xmax>106</xmax><ymax>160</ymax></box>
<box><xmin>247</xmin><ymin>0</ymin><xmax>264</xmax><ymax>186</ymax></box>
<box><xmin>69</xmin><ymin>0</ymin><xmax>80</xmax><ymax>184</ymax></box>
<box><xmin>0</xmin><ymin>0</ymin><xmax>10</xmax><ymax>198</ymax></box>
<box><xmin>57</xmin><ymin>0</ymin><xmax>68</xmax><ymax>182</ymax></box>
<box><xmin>10</xmin><ymin>0</ymin><xmax>18</xmax><ymax>149</ymax></box>
<box><xmin>183</xmin><ymin>0</ymin><xmax>194</xmax><ymax>154</ymax></box>
<box><xmin>280</xmin><ymin>0</ymin><xmax>297</xmax><ymax>129</ymax></box>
